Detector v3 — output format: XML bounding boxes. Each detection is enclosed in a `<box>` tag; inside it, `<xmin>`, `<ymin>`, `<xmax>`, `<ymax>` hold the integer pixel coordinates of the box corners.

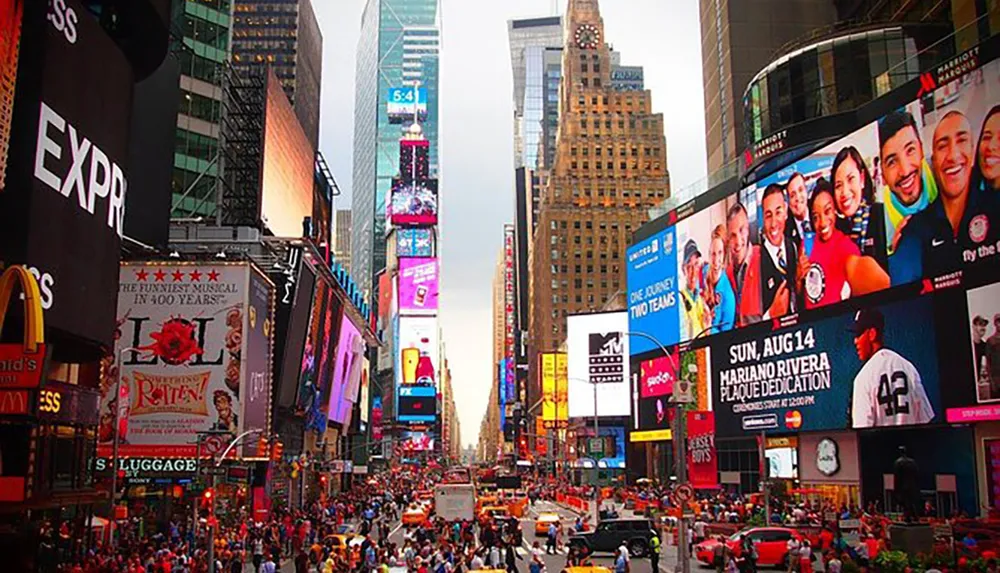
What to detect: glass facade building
<box><xmin>351</xmin><ymin>0</ymin><xmax>441</xmax><ymax>299</ymax></box>
<box><xmin>509</xmin><ymin>17</ymin><xmax>563</xmax><ymax>170</ymax></box>
<box><xmin>171</xmin><ymin>0</ymin><xmax>234</xmax><ymax>219</ymax></box>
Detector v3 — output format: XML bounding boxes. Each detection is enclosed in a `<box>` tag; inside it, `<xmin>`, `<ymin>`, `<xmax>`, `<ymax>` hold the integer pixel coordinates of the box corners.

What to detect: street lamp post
<box><xmin>623</xmin><ymin>330</ymin><xmax>691</xmax><ymax>573</ymax></box>
<box><xmin>109</xmin><ymin>346</ymin><xmax>140</xmax><ymax>550</ymax></box>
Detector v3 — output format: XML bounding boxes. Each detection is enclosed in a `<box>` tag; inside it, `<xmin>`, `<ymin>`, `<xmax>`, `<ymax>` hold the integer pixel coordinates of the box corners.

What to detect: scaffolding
<box><xmin>218</xmin><ymin>64</ymin><xmax>265</xmax><ymax>228</ymax></box>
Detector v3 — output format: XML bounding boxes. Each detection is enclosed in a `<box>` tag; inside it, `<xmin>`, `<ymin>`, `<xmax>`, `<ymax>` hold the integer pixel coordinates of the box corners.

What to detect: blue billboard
<box><xmin>396</xmin><ymin>228</ymin><xmax>434</xmax><ymax>257</ymax></box>
<box><xmin>397</xmin><ymin>384</ymin><xmax>436</xmax><ymax>423</ymax></box>
<box><xmin>626</xmin><ymin>226</ymin><xmax>679</xmax><ymax>354</ymax></box>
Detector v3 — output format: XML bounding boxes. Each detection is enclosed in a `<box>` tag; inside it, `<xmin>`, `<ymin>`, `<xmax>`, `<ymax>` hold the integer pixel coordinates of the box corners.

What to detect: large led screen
<box><xmin>398</xmin><ymin>384</ymin><xmax>437</xmax><ymax>423</ymax></box>
<box><xmin>262</xmin><ymin>70</ymin><xmax>314</xmax><ymax>237</ymax></box>
<box><xmin>0</xmin><ymin>0</ymin><xmax>22</xmax><ymax>192</ymax></box>
<box><xmin>629</xmin><ymin>54</ymin><xmax>1000</xmax><ymax>357</ymax></box>
<box><xmin>328</xmin><ymin>316</ymin><xmax>363</xmax><ymax>425</ymax></box>
<box><xmin>396</xmin><ymin>228</ymin><xmax>434</xmax><ymax>257</ymax></box>
<box><xmin>567</xmin><ymin>312</ymin><xmax>631</xmax><ymax>418</ymax></box>
<box><xmin>390</xmin><ymin>179</ymin><xmax>438</xmax><ymax>226</ymax></box>
<box><xmin>387</xmin><ymin>87</ymin><xmax>428</xmax><ymax>124</ymax></box>
<box><xmin>395</xmin><ymin>316</ymin><xmax>439</xmax><ymax>387</ymax></box>
<box><xmin>711</xmin><ymin>295</ymin><xmax>942</xmax><ymax>436</ymax></box>
<box><xmin>398</xmin><ymin>257</ymin><xmax>439</xmax><ymax>315</ymax></box>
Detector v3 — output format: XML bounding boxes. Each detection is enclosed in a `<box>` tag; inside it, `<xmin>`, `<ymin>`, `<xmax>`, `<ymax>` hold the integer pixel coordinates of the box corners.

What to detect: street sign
<box><xmin>202</xmin><ymin>467</ymin><xmax>226</xmax><ymax>476</ymax></box>
<box><xmin>674</xmin><ymin>483</ymin><xmax>695</xmax><ymax>503</ymax></box>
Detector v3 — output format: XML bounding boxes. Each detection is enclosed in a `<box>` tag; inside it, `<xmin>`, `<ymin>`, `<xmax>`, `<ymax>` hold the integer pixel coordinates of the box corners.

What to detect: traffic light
<box><xmin>271</xmin><ymin>440</ymin><xmax>284</xmax><ymax>462</ymax></box>
<box><xmin>319</xmin><ymin>474</ymin><xmax>328</xmax><ymax>486</ymax></box>
<box><xmin>201</xmin><ymin>488</ymin><xmax>214</xmax><ymax>510</ymax></box>
<box><xmin>256</xmin><ymin>436</ymin><xmax>269</xmax><ymax>457</ymax></box>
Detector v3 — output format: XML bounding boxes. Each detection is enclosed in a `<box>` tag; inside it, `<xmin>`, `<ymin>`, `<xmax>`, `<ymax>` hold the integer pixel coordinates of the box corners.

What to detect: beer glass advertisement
<box><xmin>99</xmin><ymin>263</ymin><xmax>253</xmax><ymax>457</ymax></box>
<box><xmin>711</xmin><ymin>296</ymin><xmax>942</xmax><ymax>436</ymax></box>
<box><xmin>398</xmin><ymin>257</ymin><xmax>439</xmax><ymax>315</ymax></box>
<box><xmin>395</xmin><ymin>316</ymin><xmax>439</xmax><ymax>387</ymax></box>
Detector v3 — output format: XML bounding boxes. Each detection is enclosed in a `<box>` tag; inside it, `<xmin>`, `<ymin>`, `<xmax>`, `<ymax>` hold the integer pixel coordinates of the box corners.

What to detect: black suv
<box><xmin>568</xmin><ymin>518</ymin><xmax>657</xmax><ymax>558</ymax></box>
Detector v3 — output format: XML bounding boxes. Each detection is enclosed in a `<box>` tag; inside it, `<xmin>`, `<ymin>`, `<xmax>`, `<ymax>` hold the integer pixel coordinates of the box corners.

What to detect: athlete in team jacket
<box><xmin>851</xmin><ymin>308</ymin><xmax>935</xmax><ymax>428</ymax></box>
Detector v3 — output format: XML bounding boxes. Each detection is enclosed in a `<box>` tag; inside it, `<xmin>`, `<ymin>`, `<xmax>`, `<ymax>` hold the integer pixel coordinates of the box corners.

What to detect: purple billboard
<box><xmin>398</xmin><ymin>258</ymin><xmax>439</xmax><ymax>315</ymax></box>
<box><xmin>242</xmin><ymin>269</ymin><xmax>274</xmax><ymax>456</ymax></box>
<box><xmin>329</xmin><ymin>316</ymin><xmax>364</xmax><ymax>425</ymax></box>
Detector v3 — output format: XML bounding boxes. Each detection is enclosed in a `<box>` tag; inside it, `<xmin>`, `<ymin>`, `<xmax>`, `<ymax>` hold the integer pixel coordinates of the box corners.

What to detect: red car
<box><xmin>695</xmin><ymin>527</ymin><xmax>804</xmax><ymax>568</ymax></box>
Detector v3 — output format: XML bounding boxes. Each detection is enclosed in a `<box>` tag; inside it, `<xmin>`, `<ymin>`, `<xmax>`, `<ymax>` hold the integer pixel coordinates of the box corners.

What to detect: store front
<box><xmin>797</xmin><ymin>432</ymin><xmax>861</xmax><ymax>509</ymax></box>
<box><xmin>93</xmin><ymin>457</ymin><xmax>199</xmax><ymax>534</ymax></box>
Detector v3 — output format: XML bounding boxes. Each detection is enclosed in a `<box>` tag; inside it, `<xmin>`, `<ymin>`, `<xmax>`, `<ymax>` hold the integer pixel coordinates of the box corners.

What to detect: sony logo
<box><xmin>47</xmin><ymin>0</ymin><xmax>78</xmax><ymax>44</ymax></box>
<box><xmin>33</xmin><ymin>102</ymin><xmax>127</xmax><ymax>237</ymax></box>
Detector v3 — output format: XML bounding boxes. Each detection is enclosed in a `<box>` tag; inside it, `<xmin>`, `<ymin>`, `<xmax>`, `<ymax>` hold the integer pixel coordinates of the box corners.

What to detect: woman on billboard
<box><xmin>702</xmin><ymin>224</ymin><xmax>736</xmax><ymax>336</ymax></box>
<box><xmin>831</xmin><ymin>146</ymin><xmax>889</xmax><ymax>271</ymax></box>
<box><xmin>800</xmin><ymin>179</ymin><xmax>889</xmax><ymax>309</ymax></box>
<box><xmin>975</xmin><ymin>105</ymin><xmax>1000</xmax><ymax>192</ymax></box>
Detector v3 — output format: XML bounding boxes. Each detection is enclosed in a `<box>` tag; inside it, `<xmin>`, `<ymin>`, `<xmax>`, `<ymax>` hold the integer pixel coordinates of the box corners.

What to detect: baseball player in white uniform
<box><xmin>851</xmin><ymin>308</ymin><xmax>934</xmax><ymax>428</ymax></box>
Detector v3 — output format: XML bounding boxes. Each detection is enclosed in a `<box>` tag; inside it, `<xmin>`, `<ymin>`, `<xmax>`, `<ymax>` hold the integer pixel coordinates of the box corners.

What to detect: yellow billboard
<box><xmin>555</xmin><ymin>353</ymin><xmax>568</xmax><ymax>424</ymax></box>
<box><xmin>541</xmin><ymin>353</ymin><xmax>556</xmax><ymax>424</ymax></box>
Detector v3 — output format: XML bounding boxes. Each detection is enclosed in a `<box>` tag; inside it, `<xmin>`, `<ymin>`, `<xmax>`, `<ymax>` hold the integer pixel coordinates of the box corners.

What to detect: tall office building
<box><xmin>232</xmin><ymin>0</ymin><xmax>323</xmax><ymax>148</ymax></box>
<box><xmin>509</xmin><ymin>16</ymin><xmax>563</xmax><ymax>171</ymax></box>
<box><xmin>352</xmin><ymin>0</ymin><xmax>441</xmax><ymax>300</ymax></box>
<box><xmin>171</xmin><ymin>0</ymin><xmax>237</xmax><ymax>218</ymax></box>
<box><xmin>529</xmin><ymin>0</ymin><xmax>670</xmax><ymax>393</ymax></box>
<box><xmin>335</xmin><ymin>209</ymin><xmax>353</xmax><ymax>272</ymax></box>
<box><xmin>699</xmin><ymin>0</ymin><xmax>836</xmax><ymax>172</ymax></box>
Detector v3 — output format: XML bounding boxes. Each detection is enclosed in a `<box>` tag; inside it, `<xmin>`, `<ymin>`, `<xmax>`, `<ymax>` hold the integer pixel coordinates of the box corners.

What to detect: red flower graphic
<box><xmin>140</xmin><ymin>318</ymin><xmax>204</xmax><ymax>365</ymax></box>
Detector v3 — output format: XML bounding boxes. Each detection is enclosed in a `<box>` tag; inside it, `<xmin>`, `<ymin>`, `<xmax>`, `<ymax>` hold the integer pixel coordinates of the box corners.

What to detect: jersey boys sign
<box><xmin>711</xmin><ymin>296</ymin><xmax>942</xmax><ymax>436</ymax></box>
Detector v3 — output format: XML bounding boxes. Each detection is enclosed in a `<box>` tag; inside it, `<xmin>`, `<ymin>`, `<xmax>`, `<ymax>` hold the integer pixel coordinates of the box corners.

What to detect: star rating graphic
<box><xmin>132</xmin><ymin>268</ymin><xmax>220</xmax><ymax>282</ymax></box>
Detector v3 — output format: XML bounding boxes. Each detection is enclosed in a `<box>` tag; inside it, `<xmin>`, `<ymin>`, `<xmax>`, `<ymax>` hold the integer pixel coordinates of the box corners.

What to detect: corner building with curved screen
<box><xmin>629</xmin><ymin>5</ymin><xmax>1000</xmax><ymax>516</ymax></box>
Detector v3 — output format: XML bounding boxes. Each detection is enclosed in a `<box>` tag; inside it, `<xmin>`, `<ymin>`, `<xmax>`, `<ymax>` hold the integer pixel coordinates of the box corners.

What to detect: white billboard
<box><xmin>395</xmin><ymin>316</ymin><xmax>440</xmax><ymax>388</ymax></box>
<box><xmin>567</xmin><ymin>311</ymin><xmax>631</xmax><ymax>418</ymax></box>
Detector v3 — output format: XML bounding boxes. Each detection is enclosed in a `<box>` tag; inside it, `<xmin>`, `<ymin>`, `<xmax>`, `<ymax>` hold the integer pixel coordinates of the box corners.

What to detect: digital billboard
<box><xmin>401</xmin><ymin>431</ymin><xmax>435</xmax><ymax>451</ymax></box>
<box><xmin>99</xmin><ymin>263</ymin><xmax>261</xmax><ymax>458</ymax></box>
<box><xmin>396</xmin><ymin>228</ymin><xmax>434</xmax><ymax>257</ymax></box>
<box><xmin>629</xmin><ymin>52</ymin><xmax>1000</xmax><ymax>358</ymax></box>
<box><xmin>359</xmin><ymin>357</ymin><xmax>370</xmax><ymax>428</ymax></box>
<box><xmin>398</xmin><ymin>384</ymin><xmax>436</xmax><ymax>423</ymax></box>
<box><xmin>962</xmin><ymin>282</ymin><xmax>1000</xmax><ymax>412</ymax></box>
<box><xmin>567</xmin><ymin>312</ymin><xmax>631</xmax><ymax>418</ymax></box>
<box><xmin>390</xmin><ymin>178</ymin><xmax>438</xmax><ymax>226</ymax></box>
<box><xmin>398</xmin><ymin>257</ymin><xmax>439</xmax><ymax>314</ymax></box>
<box><xmin>0</xmin><ymin>0</ymin><xmax>22</xmax><ymax>193</ymax></box>
<box><xmin>241</xmin><ymin>269</ymin><xmax>274</xmax><ymax>456</ymax></box>
<box><xmin>387</xmin><ymin>87</ymin><xmax>428</xmax><ymax>124</ymax></box>
<box><xmin>395</xmin><ymin>316</ymin><xmax>439</xmax><ymax>387</ymax></box>
<box><xmin>0</xmin><ymin>0</ymin><xmax>135</xmax><ymax>350</ymax></box>
<box><xmin>261</xmin><ymin>69</ymin><xmax>314</xmax><ymax>237</ymax></box>
<box><xmin>711</xmin><ymin>296</ymin><xmax>942</xmax><ymax>436</ymax></box>
<box><xmin>503</xmin><ymin>225</ymin><xmax>516</xmax><ymax>375</ymax></box>
<box><xmin>328</xmin><ymin>315</ymin><xmax>363</xmax><ymax>425</ymax></box>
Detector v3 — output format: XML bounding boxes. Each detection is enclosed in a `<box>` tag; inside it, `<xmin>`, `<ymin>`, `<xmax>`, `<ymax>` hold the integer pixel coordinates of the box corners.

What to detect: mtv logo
<box><xmin>588</xmin><ymin>332</ymin><xmax>624</xmax><ymax>384</ymax></box>
<box><xmin>589</xmin><ymin>332</ymin><xmax>623</xmax><ymax>356</ymax></box>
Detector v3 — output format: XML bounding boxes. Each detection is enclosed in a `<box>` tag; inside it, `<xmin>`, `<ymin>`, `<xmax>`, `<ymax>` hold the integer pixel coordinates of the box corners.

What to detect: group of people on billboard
<box><xmin>676</xmin><ymin>59</ymin><xmax>1000</xmax><ymax>342</ymax></box>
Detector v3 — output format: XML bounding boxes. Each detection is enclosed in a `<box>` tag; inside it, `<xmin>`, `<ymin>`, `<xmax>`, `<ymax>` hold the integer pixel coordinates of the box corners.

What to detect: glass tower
<box><xmin>351</xmin><ymin>0</ymin><xmax>441</xmax><ymax>299</ymax></box>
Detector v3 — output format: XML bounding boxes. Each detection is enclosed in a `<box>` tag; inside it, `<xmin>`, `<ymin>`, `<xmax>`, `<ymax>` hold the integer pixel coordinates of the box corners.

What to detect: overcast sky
<box><xmin>315</xmin><ymin>0</ymin><xmax>707</xmax><ymax>449</ymax></box>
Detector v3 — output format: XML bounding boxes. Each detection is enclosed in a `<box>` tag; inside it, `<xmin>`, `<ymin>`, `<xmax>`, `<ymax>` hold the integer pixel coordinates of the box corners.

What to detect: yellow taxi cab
<box><xmin>535</xmin><ymin>512</ymin><xmax>561</xmax><ymax>536</ymax></box>
<box><xmin>476</xmin><ymin>494</ymin><xmax>499</xmax><ymax>513</ymax></box>
<box><xmin>560</xmin><ymin>567</ymin><xmax>611</xmax><ymax>573</ymax></box>
<box><xmin>402</xmin><ymin>504</ymin><xmax>428</xmax><ymax>526</ymax></box>
<box><xmin>322</xmin><ymin>533</ymin><xmax>364</xmax><ymax>563</ymax></box>
<box><xmin>478</xmin><ymin>505</ymin><xmax>509</xmax><ymax>525</ymax></box>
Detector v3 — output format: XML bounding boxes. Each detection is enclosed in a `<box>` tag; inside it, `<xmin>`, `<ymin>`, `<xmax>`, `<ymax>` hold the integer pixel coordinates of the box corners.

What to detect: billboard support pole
<box><xmin>760</xmin><ymin>430</ymin><xmax>770</xmax><ymax>526</ymax></box>
<box><xmin>109</xmin><ymin>346</ymin><xmax>140</xmax><ymax>550</ymax></box>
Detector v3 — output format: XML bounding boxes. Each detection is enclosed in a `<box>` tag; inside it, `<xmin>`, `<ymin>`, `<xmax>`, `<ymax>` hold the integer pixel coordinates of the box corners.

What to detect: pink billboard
<box><xmin>639</xmin><ymin>353</ymin><xmax>676</xmax><ymax>398</ymax></box>
<box><xmin>398</xmin><ymin>257</ymin><xmax>439</xmax><ymax>315</ymax></box>
<box><xmin>328</xmin><ymin>316</ymin><xmax>363</xmax><ymax>425</ymax></box>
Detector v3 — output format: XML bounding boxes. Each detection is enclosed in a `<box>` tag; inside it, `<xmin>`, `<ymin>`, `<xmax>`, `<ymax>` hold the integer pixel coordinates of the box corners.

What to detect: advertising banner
<box><xmin>298</xmin><ymin>280</ymin><xmax>342</xmax><ymax>435</ymax></box>
<box><xmin>261</xmin><ymin>70</ymin><xmax>314</xmax><ymax>237</ymax></box>
<box><xmin>398</xmin><ymin>385</ymin><xmax>436</xmax><ymax>423</ymax></box>
<box><xmin>1</xmin><ymin>0</ymin><xmax>135</xmax><ymax>349</ymax></box>
<box><xmin>100</xmin><ymin>263</ymin><xmax>253</xmax><ymax>457</ymax></box>
<box><xmin>567</xmin><ymin>312</ymin><xmax>631</xmax><ymax>418</ymax></box>
<box><xmin>540</xmin><ymin>353</ymin><xmax>556</xmax><ymax>426</ymax></box>
<box><xmin>359</xmin><ymin>357</ymin><xmax>370</xmax><ymax>427</ymax></box>
<box><xmin>329</xmin><ymin>316</ymin><xmax>363</xmax><ymax>425</ymax></box>
<box><xmin>398</xmin><ymin>257</ymin><xmax>439</xmax><ymax>315</ymax></box>
<box><xmin>627</xmin><ymin>227</ymin><xmax>678</xmax><ymax>354</ymax></box>
<box><xmin>965</xmin><ymin>282</ymin><xmax>1000</xmax><ymax>406</ymax></box>
<box><xmin>241</xmin><ymin>270</ymin><xmax>274</xmax><ymax>456</ymax></box>
<box><xmin>371</xmin><ymin>396</ymin><xmax>383</xmax><ymax>441</ymax></box>
<box><xmin>503</xmin><ymin>225</ymin><xmax>516</xmax><ymax>372</ymax></box>
<box><xmin>387</xmin><ymin>87</ymin><xmax>428</xmax><ymax>124</ymax></box>
<box><xmin>395</xmin><ymin>316</ymin><xmax>439</xmax><ymax>387</ymax></box>
<box><xmin>0</xmin><ymin>0</ymin><xmax>22</xmax><ymax>192</ymax></box>
<box><xmin>711</xmin><ymin>296</ymin><xmax>942</xmax><ymax>436</ymax></box>
<box><xmin>635</xmin><ymin>354</ymin><xmax>677</xmax><ymax>433</ymax></box>
<box><xmin>275</xmin><ymin>262</ymin><xmax>314</xmax><ymax>409</ymax></box>
<box><xmin>396</xmin><ymin>228</ymin><xmax>434</xmax><ymax>258</ymax></box>
<box><xmin>401</xmin><ymin>431</ymin><xmax>434</xmax><ymax>451</ymax></box>
<box><xmin>687</xmin><ymin>411</ymin><xmax>718</xmax><ymax>489</ymax></box>
<box><xmin>390</xmin><ymin>179</ymin><xmax>438</xmax><ymax>226</ymax></box>
<box><xmin>556</xmin><ymin>353</ymin><xmax>569</xmax><ymax>424</ymax></box>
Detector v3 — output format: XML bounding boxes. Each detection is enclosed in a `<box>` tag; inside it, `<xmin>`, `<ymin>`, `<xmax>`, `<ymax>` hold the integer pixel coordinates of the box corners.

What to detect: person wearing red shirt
<box><xmin>800</xmin><ymin>180</ymin><xmax>889</xmax><ymax>309</ymax></box>
<box><xmin>725</xmin><ymin>202</ymin><xmax>763</xmax><ymax>326</ymax></box>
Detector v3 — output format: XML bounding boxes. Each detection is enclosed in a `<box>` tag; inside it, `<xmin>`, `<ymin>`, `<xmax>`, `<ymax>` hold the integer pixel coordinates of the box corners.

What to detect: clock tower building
<box><xmin>528</xmin><ymin>0</ymin><xmax>671</xmax><ymax>406</ymax></box>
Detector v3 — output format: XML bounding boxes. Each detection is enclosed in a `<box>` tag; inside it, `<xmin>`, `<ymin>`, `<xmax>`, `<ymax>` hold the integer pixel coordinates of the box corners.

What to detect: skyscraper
<box><xmin>352</xmin><ymin>0</ymin><xmax>441</xmax><ymax>300</ymax></box>
<box><xmin>335</xmin><ymin>209</ymin><xmax>353</xmax><ymax>272</ymax></box>
<box><xmin>699</xmin><ymin>0</ymin><xmax>836</xmax><ymax>172</ymax></box>
<box><xmin>509</xmin><ymin>16</ymin><xmax>563</xmax><ymax>171</ymax></box>
<box><xmin>530</xmin><ymin>0</ymin><xmax>671</xmax><ymax>354</ymax></box>
<box><xmin>232</xmin><ymin>0</ymin><xmax>324</xmax><ymax>148</ymax></box>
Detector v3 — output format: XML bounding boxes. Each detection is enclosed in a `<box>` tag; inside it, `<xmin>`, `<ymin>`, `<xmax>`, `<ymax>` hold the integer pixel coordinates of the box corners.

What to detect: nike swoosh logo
<box><xmin>932</xmin><ymin>239</ymin><xmax>945</xmax><ymax>247</ymax></box>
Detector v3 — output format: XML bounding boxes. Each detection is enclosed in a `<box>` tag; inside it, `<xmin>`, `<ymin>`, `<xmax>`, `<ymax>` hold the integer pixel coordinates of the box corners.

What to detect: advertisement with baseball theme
<box><xmin>711</xmin><ymin>296</ymin><xmax>942</xmax><ymax>436</ymax></box>
<box><xmin>98</xmin><ymin>262</ymin><xmax>263</xmax><ymax>458</ymax></box>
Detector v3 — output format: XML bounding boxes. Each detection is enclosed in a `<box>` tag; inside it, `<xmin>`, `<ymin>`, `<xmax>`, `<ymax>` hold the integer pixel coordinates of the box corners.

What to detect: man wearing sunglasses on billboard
<box><xmin>889</xmin><ymin>110</ymin><xmax>1000</xmax><ymax>284</ymax></box>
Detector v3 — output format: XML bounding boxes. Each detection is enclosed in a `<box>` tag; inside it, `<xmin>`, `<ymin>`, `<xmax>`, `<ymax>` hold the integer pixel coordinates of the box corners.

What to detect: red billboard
<box><xmin>687</xmin><ymin>411</ymin><xmax>718</xmax><ymax>489</ymax></box>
